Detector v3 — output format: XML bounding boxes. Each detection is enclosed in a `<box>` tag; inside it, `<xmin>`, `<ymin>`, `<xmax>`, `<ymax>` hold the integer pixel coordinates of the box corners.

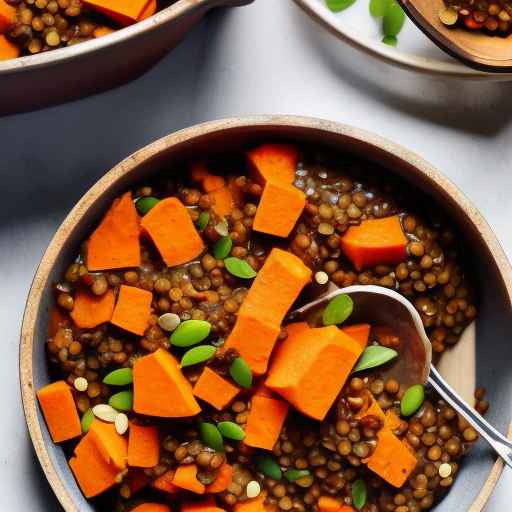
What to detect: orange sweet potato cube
<box><xmin>193</xmin><ymin>367</ymin><xmax>240</xmax><ymax>411</ymax></box>
<box><xmin>110</xmin><ymin>285</ymin><xmax>152</xmax><ymax>335</ymax></box>
<box><xmin>247</xmin><ymin>144</ymin><xmax>298</xmax><ymax>185</ymax></box>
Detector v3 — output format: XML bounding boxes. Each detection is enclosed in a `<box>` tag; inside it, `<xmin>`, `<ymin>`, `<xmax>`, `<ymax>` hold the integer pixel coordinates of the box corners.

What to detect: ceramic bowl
<box><xmin>0</xmin><ymin>0</ymin><xmax>252</xmax><ymax>115</ymax></box>
<box><xmin>20</xmin><ymin>116</ymin><xmax>512</xmax><ymax>511</ymax></box>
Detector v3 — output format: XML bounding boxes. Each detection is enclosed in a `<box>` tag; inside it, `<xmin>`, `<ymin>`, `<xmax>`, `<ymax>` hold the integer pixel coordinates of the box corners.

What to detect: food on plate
<box><xmin>440</xmin><ymin>1</ymin><xmax>512</xmax><ymax>34</ymax></box>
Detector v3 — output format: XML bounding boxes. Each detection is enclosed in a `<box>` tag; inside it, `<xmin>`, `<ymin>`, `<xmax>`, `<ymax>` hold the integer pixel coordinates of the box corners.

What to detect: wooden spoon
<box><xmin>399</xmin><ymin>0</ymin><xmax>512</xmax><ymax>72</ymax></box>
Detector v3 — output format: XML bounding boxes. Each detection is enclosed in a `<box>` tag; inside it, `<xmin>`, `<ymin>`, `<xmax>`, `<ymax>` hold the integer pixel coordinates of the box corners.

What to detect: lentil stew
<box><xmin>37</xmin><ymin>142</ymin><xmax>485</xmax><ymax>512</ymax></box>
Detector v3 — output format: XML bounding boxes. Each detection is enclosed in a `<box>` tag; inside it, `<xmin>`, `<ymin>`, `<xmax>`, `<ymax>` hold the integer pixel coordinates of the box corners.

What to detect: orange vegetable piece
<box><xmin>0</xmin><ymin>1</ymin><xmax>15</xmax><ymax>33</ymax></box>
<box><xmin>87</xmin><ymin>191</ymin><xmax>141</xmax><ymax>271</ymax></box>
<box><xmin>253</xmin><ymin>180</ymin><xmax>305</xmax><ymax>238</ymax></box>
<box><xmin>37</xmin><ymin>381</ymin><xmax>81</xmax><ymax>443</ymax></box>
<box><xmin>193</xmin><ymin>367</ymin><xmax>240</xmax><ymax>411</ymax></box>
<box><xmin>128</xmin><ymin>423</ymin><xmax>160</xmax><ymax>468</ymax></box>
<box><xmin>131</xmin><ymin>505</ymin><xmax>171</xmax><ymax>512</ymax></box>
<box><xmin>365</xmin><ymin>429</ymin><xmax>417</xmax><ymax>488</ymax></box>
<box><xmin>247</xmin><ymin>144</ymin><xmax>298</xmax><ymax>185</ymax></box>
<box><xmin>0</xmin><ymin>34</ymin><xmax>17</xmax><ymax>60</ymax></box>
<box><xmin>110</xmin><ymin>285</ymin><xmax>152</xmax><ymax>335</ymax></box>
<box><xmin>224</xmin><ymin>313</ymin><xmax>280</xmax><ymax>375</ymax></box>
<box><xmin>152</xmin><ymin>470</ymin><xmax>179</xmax><ymax>494</ymax></box>
<box><xmin>203</xmin><ymin>175</ymin><xmax>226</xmax><ymax>193</ymax></box>
<box><xmin>209</xmin><ymin>186</ymin><xmax>234</xmax><ymax>217</ymax></box>
<box><xmin>138</xmin><ymin>0</ymin><xmax>156</xmax><ymax>19</ymax></box>
<box><xmin>93</xmin><ymin>25</ymin><xmax>115</xmax><ymax>37</ymax></box>
<box><xmin>181</xmin><ymin>496</ymin><xmax>226</xmax><ymax>512</ymax></box>
<box><xmin>133</xmin><ymin>348</ymin><xmax>201</xmax><ymax>417</ymax></box>
<box><xmin>48</xmin><ymin>307</ymin><xmax>69</xmax><ymax>337</ymax></box>
<box><xmin>384</xmin><ymin>410</ymin><xmax>402</xmax><ymax>431</ymax></box>
<box><xmin>244</xmin><ymin>395</ymin><xmax>289</xmax><ymax>450</ymax></box>
<box><xmin>84</xmin><ymin>0</ymin><xmax>151</xmax><ymax>25</ymax></box>
<box><xmin>172</xmin><ymin>464</ymin><xmax>205</xmax><ymax>494</ymax></box>
<box><xmin>205</xmin><ymin>463</ymin><xmax>233</xmax><ymax>493</ymax></box>
<box><xmin>89</xmin><ymin>419</ymin><xmax>128</xmax><ymax>470</ymax></box>
<box><xmin>234</xmin><ymin>494</ymin><xmax>277</xmax><ymax>512</ymax></box>
<box><xmin>355</xmin><ymin>391</ymin><xmax>385</xmax><ymax>424</ymax></box>
<box><xmin>318</xmin><ymin>496</ymin><xmax>342</xmax><ymax>512</ymax></box>
<box><xmin>341</xmin><ymin>324</ymin><xmax>371</xmax><ymax>350</ymax></box>
<box><xmin>141</xmin><ymin>197</ymin><xmax>204</xmax><ymax>267</ymax></box>
<box><xmin>238</xmin><ymin>248</ymin><xmax>311</xmax><ymax>326</ymax></box>
<box><xmin>70</xmin><ymin>288</ymin><xmax>115</xmax><ymax>329</ymax></box>
<box><xmin>266</xmin><ymin>325</ymin><xmax>364</xmax><ymax>420</ymax></box>
<box><xmin>70</xmin><ymin>433</ymin><xmax>119</xmax><ymax>498</ymax></box>
<box><xmin>340</xmin><ymin>216</ymin><xmax>407</xmax><ymax>271</ymax></box>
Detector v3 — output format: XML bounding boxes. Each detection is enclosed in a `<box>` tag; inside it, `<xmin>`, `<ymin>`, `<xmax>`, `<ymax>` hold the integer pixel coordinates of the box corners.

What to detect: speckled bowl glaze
<box><xmin>0</xmin><ymin>0</ymin><xmax>252</xmax><ymax>115</ymax></box>
<box><xmin>20</xmin><ymin>116</ymin><xmax>512</xmax><ymax>511</ymax></box>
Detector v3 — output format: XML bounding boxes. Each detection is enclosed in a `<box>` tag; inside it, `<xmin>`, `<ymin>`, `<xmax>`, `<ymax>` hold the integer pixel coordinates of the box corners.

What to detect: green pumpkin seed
<box><xmin>322</xmin><ymin>293</ymin><xmax>353</xmax><ymax>326</ymax></box>
<box><xmin>352</xmin><ymin>346</ymin><xmax>398</xmax><ymax>373</ymax></box>
<box><xmin>224</xmin><ymin>257</ymin><xmax>257</xmax><ymax>279</ymax></box>
<box><xmin>213</xmin><ymin>236</ymin><xmax>233</xmax><ymax>260</ymax></box>
<box><xmin>382</xmin><ymin>35</ymin><xmax>398</xmax><ymax>46</ymax></box>
<box><xmin>197</xmin><ymin>211</ymin><xmax>210</xmax><ymax>231</ymax></box>
<box><xmin>229</xmin><ymin>357</ymin><xmax>253</xmax><ymax>388</ymax></box>
<box><xmin>81</xmin><ymin>409</ymin><xmax>94</xmax><ymax>433</ymax></box>
<box><xmin>171</xmin><ymin>320</ymin><xmax>211</xmax><ymax>347</ymax></box>
<box><xmin>284</xmin><ymin>469</ymin><xmax>311</xmax><ymax>482</ymax></box>
<box><xmin>136</xmin><ymin>196</ymin><xmax>159</xmax><ymax>215</ymax></box>
<box><xmin>217</xmin><ymin>421</ymin><xmax>246</xmax><ymax>441</ymax></box>
<box><xmin>108</xmin><ymin>390</ymin><xmax>133</xmax><ymax>412</ymax></box>
<box><xmin>326</xmin><ymin>0</ymin><xmax>356</xmax><ymax>12</ymax></box>
<box><xmin>103</xmin><ymin>368</ymin><xmax>133</xmax><ymax>386</ymax></box>
<box><xmin>255</xmin><ymin>455</ymin><xmax>282</xmax><ymax>480</ymax></box>
<box><xmin>199</xmin><ymin>422</ymin><xmax>224</xmax><ymax>452</ymax></box>
<box><xmin>383</xmin><ymin>0</ymin><xmax>405</xmax><ymax>36</ymax></box>
<box><xmin>370</xmin><ymin>0</ymin><xmax>391</xmax><ymax>16</ymax></box>
<box><xmin>181</xmin><ymin>345</ymin><xmax>217</xmax><ymax>368</ymax></box>
<box><xmin>401</xmin><ymin>384</ymin><xmax>425</xmax><ymax>417</ymax></box>
<box><xmin>352</xmin><ymin>478</ymin><xmax>367</xmax><ymax>510</ymax></box>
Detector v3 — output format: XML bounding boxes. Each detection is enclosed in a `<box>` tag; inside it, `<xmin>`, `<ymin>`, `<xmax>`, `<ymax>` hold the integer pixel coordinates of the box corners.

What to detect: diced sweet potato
<box><xmin>133</xmin><ymin>348</ymin><xmax>201</xmax><ymax>417</ymax></box>
<box><xmin>0</xmin><ymin>34</ymin><xmax>18</xmax><ymax>60</ymax></box>
<box><xmin>131</xmin><ymin>504</ymin><xmax>171</xmax><ymax>512</ymax></box>
<box><xmin>247</xmin><ymin>144</ymin><xmax>298</xmax><ymax>185</ymax></box>
<box><xmin>340</xmin><ymin>216</ymin><xmax>407</xmax><ymax>271</ymax></box>
<box><xmin>266</xmin><ymin>326</ymin><xmax>364</xmax><ymax>420</ymax></box>
<box><xmin>70</xmin><ymin>289</ymin><xmax>115</xmax><ymax>329</ymax></box>
<box><xmin>253</xmin><ymin>181</ymin><xmax>305</xmax><ymax>238</ymax></box>
<box><xmin>205</xmin><ymin>463</ymin><xmax>233</xmax><ymax>493</ymax></box>
<box><xmin>365</xmin><ymin>429</ymin><xmax>417</xmax><ymax>488</ymax></box>
<box><xmin>172</xmin><ymin>464</ymin><xmax>205</xmax><ymax>494</ymax></box>
<box><xmin>128</xmin><ymin>423</ymin><xmax>160</xmax><ymax>468</ymax></box>
<box><xmin>138</xmin><ymin>0</ymin><xmax>156</xmax><ymax>19</ymax></box>
<box><xmin>341</xmin><ymin>324</ymin><xmax>371</xmax><ymax>350</ymax></box>
<box><xmin>0</xmin><ymin>1</ymin><xmax>16</xmax><ymax>34</ymax></box>
<box><xmin>84</xmin><ymin>0</ymin><xmax>151</xmax><ymax>25</ymax></box>
<box><xmin>193</xmin><ymin>367</ymin><xmax>240</xmax><ymax>411</ymax></box>
<box><xmin>86</xmin><ymin>191</ymin><xmax>141</xmax><ymax>271</ymax></box>
<box><xmin>355</xmin><ymin>391</ymin><xmax>385</xmax><ymax>424</ymax></box>
<box><xmin>37</xmin><ymin>381</ymin><xmax>81</xmax><ymax>443</ymax></box>
<box><xmin>318</xmin><ymin>496</ymin><xmax>343</xmax><ymax>512</ymax></box>
<box><xmin>244</xmin><ymin>395</ymin><xmax>289</xmax><ymax>450</ymax></box>
<box><xmin>152</xmin><ymin>470</ymin><xmax>179</xmax><ymax>494</ymax></box>
<box><xmin>110</xmin><ymin>285</ymin><xmax>152</xmax><ymax>335</ymax></box>
<box><xmin>141</xmin><ymin>197</ymin><xmax>204</xmax><ymax>267</ymax></box>
<box><xmin>209</xmin><ymin>186</ymin><xmax>234</xmax><ymax>217</ymax></box>
<box><xmin>89</xmin><ymin>419</ymin><xmax>128</xmax><ymax>470</ymax></box>
<box><xmin>234</xmin><ymin>494</ymin><xmax>277</xmax><ymax>512</ymax></box>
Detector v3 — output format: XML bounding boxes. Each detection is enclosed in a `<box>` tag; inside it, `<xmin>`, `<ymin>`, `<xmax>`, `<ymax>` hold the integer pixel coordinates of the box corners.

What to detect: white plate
<box><xmin>293</xmin><ymin>0</ymin><xmax>512</xmax><ymax>80</ymax></box>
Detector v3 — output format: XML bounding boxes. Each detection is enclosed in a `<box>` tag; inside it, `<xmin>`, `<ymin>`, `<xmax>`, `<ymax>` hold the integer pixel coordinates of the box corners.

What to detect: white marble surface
<box><xmin>1</xmin><ymin>0</ymin><xmax>511</xmax><ymax>509</ymax></box>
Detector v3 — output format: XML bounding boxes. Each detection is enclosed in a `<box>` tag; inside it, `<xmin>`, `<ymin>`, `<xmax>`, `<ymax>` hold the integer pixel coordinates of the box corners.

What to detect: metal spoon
<box><xmin>288</xmin><ymin>284</ymin><xmax>512</xmax><ymax>468</ymax></box>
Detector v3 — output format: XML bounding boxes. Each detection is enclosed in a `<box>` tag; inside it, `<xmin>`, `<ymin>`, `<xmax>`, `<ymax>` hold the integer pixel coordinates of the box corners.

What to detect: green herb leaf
<box><xmin>217</xmin><ymin>421</ymin><xmax>246</xmax><ymax>441</ymax></box>
<box><xmin>383</xmin><ymin>0</ymin><xmax>405</xmax><ymax>36</ymax></box>
<box><xmin>229</xmin><ymin>357</ymin><xmax>253</xmax><ymax>388</ymax></box>
<box><xmin>199</xmin><ymin>422</ymin><xmax>224</xmax><ymax>452</ymax></box>
<box><xmin>108</xmin><ymin>390</ymin><xmax>133</xmax><ymax>412</ymax></box>
<box><xmin>322</xmin><ymin>293</ymin><xmax>353</xmax><ymax>326</ymax></box>
<box><xmin>224</xmin><ymin>257</ymin><xmax>257</xmax><ymax>279</ymax></box>
<box><xmin>197</xmin><ymin>211</ymin><xmax>210</xmax><ymax>231</ymax></box>
<box><xmin>382</xmin><ymin>35</ymin><xmax>398</xmax><ymax>46</ymax></box>
<box><xmin>171</xmin><ymin>320</ymin><xmax>211</xmax><ymax>347</ymax></box>
<box><xmin>352</xmin><ymin>478</ymin><xmax>367</xmax><ymax>510</ymax></box>
<box><xmin>352</xmin><ymin>345</ymin><xmax>398</xmax><ymax>373</ymax></box>
<box><xmin>255</xmin><ymin>455</ymin><xmax>282</xmax><ymax>480</ymax></box>
<box><xmin>103</xmin><ymin>368</ymin><xmax>133</xmax><ymax>386</ymax></box>
<box><xmin>81</xmin><ymin>409</ymin><xmax>94</xmax><ymax>433</ymax></box>
<box><xmin>401</xmin><ymin>384</ymin><xmax>425</xmax><ymax>417</ymax></box>
<box><xmin>136</xmin><ymin>196</ymin><xmax>159</xmax><ymax>215</ymax></box>
<box><xmin>181</xmin><ymin>345</ymin><xmax>217</xmax><ymax>368</ymax></box>
<box><xmin>370</xmin><ymin>0</ymin><xmax>391</xmax><ymax>17</ymax></box>
<box><xmin>284</xmin><ymin>469</ymin><xmax>311</xmax><ymax>482</ymax></box>
<box><xmin>213</xmin><ymin>236</ymin><xmax>233</xmax><ymax>260</ymax></box>
<box><xmin>325</xmin><ymin>0</ymin><xmax>356</xmax><ymax>12</ymax></box>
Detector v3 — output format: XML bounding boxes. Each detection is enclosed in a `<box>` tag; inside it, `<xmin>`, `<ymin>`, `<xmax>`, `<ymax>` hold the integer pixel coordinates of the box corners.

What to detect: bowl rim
<box><xmin>0</xmin><ymin>0</ymin><xmax>246</xmax><ymax>76</ymax></box>
<box><xmin>292</xmin><ymin>0</ymin><xmax>512</xmax><ymax>80</ymax></box>
<box><xmin>19</xmin><ymin>115</ymin><xmax>512</xmax><ymax>511</ymax></box>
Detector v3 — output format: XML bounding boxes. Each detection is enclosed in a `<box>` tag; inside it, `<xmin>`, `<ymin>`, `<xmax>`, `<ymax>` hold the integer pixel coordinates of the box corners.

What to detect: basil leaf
<box><xmin>352</xmin><ymin>345</ymin><xmax>398</xmax><ymax>373</ymax></box>
<box><xmin>224</xmin><ymin>257</ymin><xmax>257</xmax><ymax>279</ymax></box>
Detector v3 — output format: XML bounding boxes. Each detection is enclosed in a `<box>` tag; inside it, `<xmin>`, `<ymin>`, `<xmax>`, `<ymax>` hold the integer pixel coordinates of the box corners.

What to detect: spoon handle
<box><xmin>428</xmin><ymin>367</ymin><xmax>512</xmax><ymax>468</ymax></box>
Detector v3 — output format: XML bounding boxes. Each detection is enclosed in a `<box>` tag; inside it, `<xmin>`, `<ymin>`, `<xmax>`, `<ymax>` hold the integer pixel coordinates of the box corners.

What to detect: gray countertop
<box><xmin>1</xmin><ymin>0</ymin><xmax>511</xmax><ymax>509</ymax></box>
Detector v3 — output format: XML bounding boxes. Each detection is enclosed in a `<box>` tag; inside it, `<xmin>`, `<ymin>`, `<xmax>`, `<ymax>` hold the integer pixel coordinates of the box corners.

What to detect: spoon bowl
<box><xmin>399</xmin><ymin>0</ymin><xmax>512</xmax><ymax>72</ymax></box>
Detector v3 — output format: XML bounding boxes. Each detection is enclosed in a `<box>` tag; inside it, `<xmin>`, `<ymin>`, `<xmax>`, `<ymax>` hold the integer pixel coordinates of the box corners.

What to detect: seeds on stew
<box><xmin>38</xmin><ymin>143</ymin><xmax>481</xmax><ymax>512</ymax></box>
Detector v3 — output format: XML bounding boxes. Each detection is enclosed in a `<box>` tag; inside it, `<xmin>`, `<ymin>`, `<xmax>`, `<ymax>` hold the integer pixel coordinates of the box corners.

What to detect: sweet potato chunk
<box><xmin>244</xmin><ymin>395</ymin><xmax>289</xmax><ymax>450</ymax></box>
<box><xmin>84</xmin><ymin>0</ymin><xmax>151</xmax><ymax>25</ymax></box>
<box><xmin>133</xmin><ymin>348</ymin><xmax>201</xmax><ymax>417</ymax></box>
<box><xmin>128</xmin><ymin>423</ymin><xmax>160</xmax><ymax>468</ymax></box>
<box><xmin>172</xmin><ymin>464</ymin><xmax>205</xmax><ymax>494</ymax></box>
<box><xmin>110</xmin><ymin>285</ymin><xmax>152</xmax><ymax>335</ymax></box>
<box><xmin>131</xmin><ymin>505</ymin><xmax>171</xmax><ymax>512</ymax></box>
<box><xmin>37</xmin><ymin>381</ymin><xmax>81</xmax><ymax>443</ymax></box>
<box><xmin>152</xmin><ymin>470</ymin><xmax>179</xmax><ymax>494</ymax></box>
<box><xmin>340</xmin><ymin>216</ymin><xmax>407</xmax><ymax>271</ymax></box>
<box><xmin>253</xmin><ymin>181</ymin><xmax>305</xmax><ymax>238</ymax></box>
<box><xmin>141</xmin><ymin>197</ymin><xmax>204</xmax><ymax>267</ymax></box>
<box><xmin>247</xmin><ymin>144</ymin><xmax>298</xmax><ymax>185</ymax></box>
<box><xmin>234</xmin><ymin>494</ymin><xmax>278</xmax><ymax>512</ymax></box>
<box><xmin>193</xmin><ymin>367</ymin><xmax>240</xmax><ymax>411</ymax></box>
<box><xmin>89</xmin><ymin>419</ymin><xmax>128</xmax><ymax>470</ymax></box>
<box><xmin>0</xmin><ymin>1</ymin><xmax>16</xmax><ymax>34</ymax></box>
<box><xmin>266</xmin><ymin>326</ymin><xmax>363</xmax><ymax>420</ymax></box>
<box><xmin>341</xmin><ymin>324</ymin><xmax>371</xmax><ymax>350</ymax></box>
<box><xmin>70</xmin><ymin>288</ymin><xmax>115</xmax><ymax>329</ymax></box>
